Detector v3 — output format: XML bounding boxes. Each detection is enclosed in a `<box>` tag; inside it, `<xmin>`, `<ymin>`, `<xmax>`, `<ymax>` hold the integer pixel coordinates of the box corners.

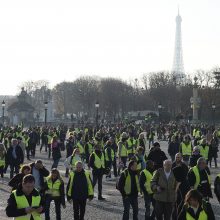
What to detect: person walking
<box><xmin>151</xmin><ymin>159</ymin><xmax>179</xmax><ymax>220</ymax></box>
<box><xmin>66</xmin><ymin>161</ymin><xmax>94</xmax><ymax>220</ymax></box>
<box><xmin>118</xmin><ymin>160</ymin><xmax>140</xmax><ymax>220</ymax></box>
<box><xmin>0</xmin><ymin>143</ymin><xmax>6</xmax><ymax>178</ymax></box>
<box><xmin>43</xmin><ymin>169</ymin><xmax>66</xmax><ymax>220</ymax></box>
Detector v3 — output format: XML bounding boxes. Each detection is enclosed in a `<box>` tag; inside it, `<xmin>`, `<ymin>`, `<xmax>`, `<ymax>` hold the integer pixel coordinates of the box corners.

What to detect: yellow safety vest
<box><xmin>135</xmin><ymin>155</ymin><xmax>142</xmax><ymax>171</ymax></box>
<box><xmin>47</xmin><ymin>135</ymin><xmax>53</xmax><ymax>145</ymax></box>
<box><xmin>119</xmin><ymin>143</ymin><xmax>127</xmax><ymax>157</ymax></box>
<box><xmin>12</xmin><ymin>190</ymin><xmax>41</xmax><ymax>220</ymax></box>
<box><xmin>199</xmin><ymin>146</ymin><xmax>209</xmax><ymax>160</ymax></box>
<box><xmin>0</xmin><ymin>156</ymin><xmax>5</xmax><ymax>167</ymax></box>
<box><xmin>181</xmin><ymin>143</ymin><xmax>192</xmax><ymax>156</ymax></box>
<box><xmin>186</xmin><ymin>210</ymin><xmax>207</xmax><ymax>220</ymax></box>
<box><xmin>195</xmin><ymin>130</ymin><xmax>201</xmax><ymax>139</ymax></box>
<box><xmin>123</xmin><ymin>169</ymin><xmax>140</xmax><ymax>195</ymax></box>
<box><xmin>191</xmin><ymin>166</ymin><xmax>211</xmax><ymax>189</ymax></box>
<box><xmin>87</xmin><ymin>143</ymin><xmax>93</xmax><ymax>154</ymax></box>
<box><xmin>23</xmin><ymin>137</ymin><xmax>30</xmax><ymax>148</ymax></box>
<box><xmin>127</xmin><ymin>139</ymin><xmax>136</xmax><ymax>154</ymax></box>
<box><xmin>45</xmin><ymin>178</ymin><xmax>62</xmax><ymax>197</ymax></box>
<box><xmin>105</xmin><ymin>148</ymin><xmax>114</xmax><ymax>162</ymax></box>
<box><xmin>77</xmin><ymin>142</ymin><xmax>84</xmax><ymax>154</ymax></box>
<box><xmin>142</xmin><ymin>169</ymin><xmax>153</xmax><ymax>194</ymax></box>
<box><xmin>93</xmin><ymin>152</ymin><xmax>105</xmax><ymax>169</ymax></box>
<box><xmin>67</xmin><ymin>171</ymin><xmax>94</xmax><ymax>197</ymax></box>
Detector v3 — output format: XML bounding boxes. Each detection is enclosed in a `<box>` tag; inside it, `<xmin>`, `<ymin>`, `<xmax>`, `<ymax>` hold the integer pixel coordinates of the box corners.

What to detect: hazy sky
<box><xmin>0</xmin><ymin>0</ymin><xmax>219</xmax><ymax>95</ymax></box>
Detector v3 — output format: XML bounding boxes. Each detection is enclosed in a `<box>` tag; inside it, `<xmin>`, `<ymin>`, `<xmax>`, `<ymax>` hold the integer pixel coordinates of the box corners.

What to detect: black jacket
<box><xmin>214</xmin><ymin>175</ymin><xmax>220</xmax><ymax>202</ymax></box>
<box><xmin>30</xmin><ymin>163</ymin><xmax>49</xmax><ymax>189</ymax></box>
<box><xmin>189</xmin><ymin>154</ymin><xmax>202</xmax><ymax>167</ymax></box>
<box><xmin>168</xmin><ymin>142</ymin><xmax>180</xmax><ymax>156</ymax></box>
<box><xmin>147</xmin><ymin>148</ymin><xmax>167</xmax><ymax>170</ymax></box>
<box><xmin>178</xmin><ymin>201</ymin><xmax>215</xmax><ymax>220</ymax></box>
<box><xmin>118</xmin><ymin>168</ymin><xmax>138</xmax><ymax>198</ymax></box>
<box><xmin>6</xmin><ymin>145</ymin><xmax>24</xmax><ymax>165</ymax></box>
<box><xmin>8</xmin><ymin>173</ymin><xmax>25</xmax><ymax>191</ymax></box>
<box><xmin>6</xmin><ymin>185</ymin><xmax>44</xmax><ymax>219</ymax></box>
<box><xmin>66</xmin><ymin>170</ymin><xmax>93</xmax><ymax>201</ymax></box>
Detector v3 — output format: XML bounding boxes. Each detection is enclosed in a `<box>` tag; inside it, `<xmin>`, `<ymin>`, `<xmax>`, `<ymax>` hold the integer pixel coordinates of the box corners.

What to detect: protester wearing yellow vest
<box><xmin>177</xmin><ymin>189</ymin><xmax>215</xmax><ymax>220</ymax></box>
<box><xmin>43</xmin><ymin>169</ymin><xmax>66</xmax><ymax>220</ymax></box>
<box><xmin>188</xmin><ymin>157</ymin><xmax>212</xmax><ymax>199</ymax></box>
<box><xmin>127</xmin><ymin>135</ymin><xmax>137</xmax><ymax>159</ymax></box>
<box><xmin>23</xmin><ymin>133</ymin><xmax>31</xmax><ymax>160</ymax></box>
<box><xmin>199</xmin><ymin>139</ymin><xmax>210</xmax><ymax>162</ymax></box>
<box><xmin>118</xmin><ymin>160</ymin><xmax>140</xmax><ymax>220</ymax></box>
<box><xmin>47</xmin><ymin>132</ymin><xmax>53</xmax><ymax>159</ymax></box>
<box><xmin>6</xmin><ymin>174</ymin><xmax>44</xmax><ymax>220</ymax></box>
<box><xmin>118</xmin><ymin>132</ymin><xmax>128</xmax><ymax>175</ymax></box>
<box><xmin>180</xmin><ymin>135</ymin><xmax>193</xmax><ymax>165</ymax></box>
<box><xmin>89</xmin><ymin>144</ymin><xmax>106</xmax><ymax>200</ymax></box>
<box><xmin>140</xmin><ymin>160</ymin><xmax>155</xmax><ymax>220</ymax></box>
<box><xmin>0</xmin><ymin>143</ymin><xmax>6</xmax><ymax>178</ymax></box>
<box><xmin>66</xmin><ymin>161</ymin><xmax>93</xmax><ymax>220</ymax></box>
<box><xmin>134</xmin><ymin>147</ymin><xmax>145</xmax><ymax>173</ymax></box>
<box><xmin>104</xmin><ymin>140</ymin><xmax>115</xmax><ymax>180</ymax></box>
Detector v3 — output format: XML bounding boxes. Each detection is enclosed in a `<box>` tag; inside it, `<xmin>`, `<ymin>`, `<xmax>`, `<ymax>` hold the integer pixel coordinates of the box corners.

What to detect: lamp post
<box><xmin>44</xmin><ymin>101</ymin><xmax>48</xmax><ymax>125</ymax></box>
<box><xmin>2</xmin><ymin>100</ymin><xmax>5</xmax><ymax>126</ymax></box>
<box><xmin>212</xmin><ymin>103</ymin><xmax>216</xmax><ymax>127</ymax></box>
<box><xmin>95</xmin><ymin>101</ymin><xmax>99</xmax><ymax>127</ymax></box>
<box><xmin>158</xmin><ymin>103</ymin><xmax>162</xmax><ymax>122</ymax></box>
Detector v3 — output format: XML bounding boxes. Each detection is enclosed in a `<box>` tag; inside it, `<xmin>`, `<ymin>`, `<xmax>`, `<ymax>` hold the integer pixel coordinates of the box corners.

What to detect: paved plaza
<box><xmin>1</xmin><ymin>140</ymin><xmax>220</xmax><ymax>220</ymax></box>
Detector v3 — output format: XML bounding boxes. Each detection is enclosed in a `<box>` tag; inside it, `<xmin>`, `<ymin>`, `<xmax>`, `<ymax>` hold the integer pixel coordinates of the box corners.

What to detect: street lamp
<box><xmin>95</xmin><ymin>101</ymin><xmax>99</xmax><ymax>127</ymax></box>
<box><xmin>44</xmin><ymin>101</ymin><xmax>48</xmax><ymax>125</ymax></box>
<box><xmin>158</xmin><ymin>103</ymin><xmax>162</xmax><ymax>122</ymax></box>
<box><xmin>2</xmin><ymin>100</ymin><xmax>5</xmax><ymax>126</ymax></box>
<box><xmin>212</xmin><ymin>103</ymin><xmax>216</xmax><ymax>126</ymax></box>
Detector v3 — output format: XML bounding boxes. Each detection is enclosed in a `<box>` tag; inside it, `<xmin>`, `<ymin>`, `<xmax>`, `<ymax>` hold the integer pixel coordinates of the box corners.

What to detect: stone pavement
<box><xmin>0</xmin><ymin>140</ymin><xmax>220</xmax><ymax>219</ymax></box>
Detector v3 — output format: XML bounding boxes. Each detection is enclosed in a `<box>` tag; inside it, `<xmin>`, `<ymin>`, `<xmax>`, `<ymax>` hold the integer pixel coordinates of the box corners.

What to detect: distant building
<box><xmin>7</xmin><ymin>88</ymin><xmax>35</xmax><ymax>125</ymax></box>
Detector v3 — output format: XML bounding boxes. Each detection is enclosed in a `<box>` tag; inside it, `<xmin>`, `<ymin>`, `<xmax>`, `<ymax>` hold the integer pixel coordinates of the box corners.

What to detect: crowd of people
<box><xmin>0</xmin><ymin>122</ymin><xmax>220</xmax><ymax>219</ymax></box>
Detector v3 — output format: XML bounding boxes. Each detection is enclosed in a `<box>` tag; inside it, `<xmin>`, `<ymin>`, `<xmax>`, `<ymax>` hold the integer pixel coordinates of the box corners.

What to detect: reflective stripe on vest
<box><xmin>186</xmin><ymin>210</ymin><xmax>207</xmax><ymax>220</ymax></box>
<box><xmin>123</xmin><ymin>169</ymin><xmax>140</xmax><ymax>195</ymax></box>
<box><xmin>13</xmin><ymin>190</ymin><xmax>41</xmax><ymax>220</ymax></box>
<box><xmin>47</xmin><ymin>135</ymin><xmax>53</xmax><ymax>144</ymax></box>
<box><xmin>181</xmin><ymin>143</ymin><xmax>192</xmax><ymax>156</ymax></box>
<box><xmin>46</xmin><ymin>178</ymin><xmax>61</xmax><ymax>197</ymax></box>
<box><xmin>105</xmin><ymin>148</ymin><xmax>114</xmax><ymax>161</ymax></box>
<box><xmin>67</xmin><ymin>171</ymin><xmax>94</xmax><ymax>197</ymax></box>
<box><xmin>93</xmin><ymin>152</ymin><xmax>105</xmax><ymax>169</ymax></box>
<box><xmin>77</xmin><ymin>142</ymin><xmax>84</xmax><ymax>154</ymax></box>
<box><xmin>191</xmin><ymin>166</ymin><xmax>211</xmax><ymax>189</ymax></box>
<box><xmin>199</xmin><ymin>146</ymin><xmax>209</xmax><ymax>160</ymax></box>
<box><xmin>142</xmin><ymin>169</ymin><xmax>153</xmax><ymax>194</ymax></box>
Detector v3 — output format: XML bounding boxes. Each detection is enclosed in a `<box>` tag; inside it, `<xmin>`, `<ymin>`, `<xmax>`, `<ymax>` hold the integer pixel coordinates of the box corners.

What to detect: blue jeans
<box><xmin>45</xmin><ymin>195</ymin><xmax>61</xmax><ymax>220</ymax></box>
<box><xmin>52</xmin><ymin>158</ymin><xmax>60</xmax><ymax>169</ymax></box>
<box><xmin>122</xmin><ymin>195</ymin><xmax>138</xmax><ymax>220</ymax></box>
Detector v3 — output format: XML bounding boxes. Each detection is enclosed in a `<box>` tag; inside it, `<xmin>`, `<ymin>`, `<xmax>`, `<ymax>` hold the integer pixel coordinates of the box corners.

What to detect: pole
<box><xmin>213</xmin><ymin>109</ymin><xmax>216</xmax><ymax>127</ymax></box>
<box><xmin>44</xmin><ymin>108</ymin><xmax>47</xmax><ymax>125</ymax></box>
<box><xmin>2</xmin><ymin>106</ymin><xmax>4</xmax><ymax>126</ymax></box>
<box><xmin>96</xmin><ymin>107</ymin><xmax>98</xmax><ymax>127</ymax></box>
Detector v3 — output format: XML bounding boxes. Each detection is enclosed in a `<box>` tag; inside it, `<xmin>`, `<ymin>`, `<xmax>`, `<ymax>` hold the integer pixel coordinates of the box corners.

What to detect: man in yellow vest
<box><xmin>118</xmin><ymin>160</ymin><xmax>140</xmax><ymax>220</ymax></box>
<box><xmin>127</xmin><ymin>134</ymin><xmax>137</xmax><ymax>159</ymax></box>
<box><xmin>66</xmin><ymin>161</ymin><xmax>93</xmax><ymax>220</ymax></box>
<box><xmin>104</xmin><ymin>140</ymin><xmax>115</xmax><ymax>180</ymax></box>
<box><xmin>118</xmin><ymin>132</ymin><xmax>128</xmax><ymax>175</ymax></box>
<box><xmin>179</xmin><ymin>135</ymin><xmax>193</xmax><ymax>165</ymax></box>
<box><xmin>89</xmin><ymin>144</ymin><xmax>106</xmax><ymax>200</ymax></box>
<box><xmin>140</xmin><ymin>160</ymin><xmax>155</xmax><ymax>220</ymax></box>
<box><xmin>6</xmin><ymin>174</ymin><xmax>44</xmax><ymax>219</ymax></box>
<box><xmin>198</xmin><ymin>138</ymin><xmax>210</xmax><ymax>163</ymax></box>
<box><xmin>188</xmin><ymin>157</ymin><xmax>212</xmax><ymax>200</ymax></box>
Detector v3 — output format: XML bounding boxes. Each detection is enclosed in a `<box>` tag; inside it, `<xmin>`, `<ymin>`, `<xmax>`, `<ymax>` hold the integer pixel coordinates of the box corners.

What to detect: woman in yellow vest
<box><xmin>178</xmin><ymin>189</ymin><xmax>215</xmax><ymax>220</ymax></box>
<box><xmin>6</xmin><ymin>174</ymin><xmax>44</xmax><ymax>220</ymax></box>
<box><xmin>0</xmin><ymin>143</ymin><xmax>6</xmax><ymax>178</ymax></box>
<box><xmin>43</xmin><ymin>168</ymin><xmax>66</xmax><ymax>220</ymax></box>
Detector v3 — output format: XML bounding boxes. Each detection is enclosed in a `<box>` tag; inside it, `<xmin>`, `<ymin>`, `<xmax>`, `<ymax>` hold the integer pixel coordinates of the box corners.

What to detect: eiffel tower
<box><xmin>172</xmin><ymin>8</ymin><xmax>185</xmax><ymax>84</ymax></box>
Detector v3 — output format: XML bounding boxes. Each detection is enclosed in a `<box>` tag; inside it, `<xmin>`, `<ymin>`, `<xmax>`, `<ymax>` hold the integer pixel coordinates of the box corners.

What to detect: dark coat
<box><xmin>147</xmin><ymin>148</ymin><xmax>167</xmax><ymax>170</ymax></box>
<box><xmin>66</xmin><ymin>170</ymin><xmax>93</xmax><ymax>201</ymax></box>
<box><xmin>8</xmin><ymin>173</ymin><xmax>25</xmax><ymax>191</ymax></box>
<box><xmin>6</xmin><ymin>145</ymin><xmax>24</xmax><ymax>165</ymax></box>
<box><xmin>30</xmin><ymin>163</ymin><xmax>49</xmax><ymax>189</ymax></box>
<box><xmin>189</xmin><ymin>154</ymin><xmax>202</xmax><ymax>167</ymax></box>
<box><xmin>168</xmin><ymin>142</ymin><xmax>180</xmax><ymax>156</ymax></box>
